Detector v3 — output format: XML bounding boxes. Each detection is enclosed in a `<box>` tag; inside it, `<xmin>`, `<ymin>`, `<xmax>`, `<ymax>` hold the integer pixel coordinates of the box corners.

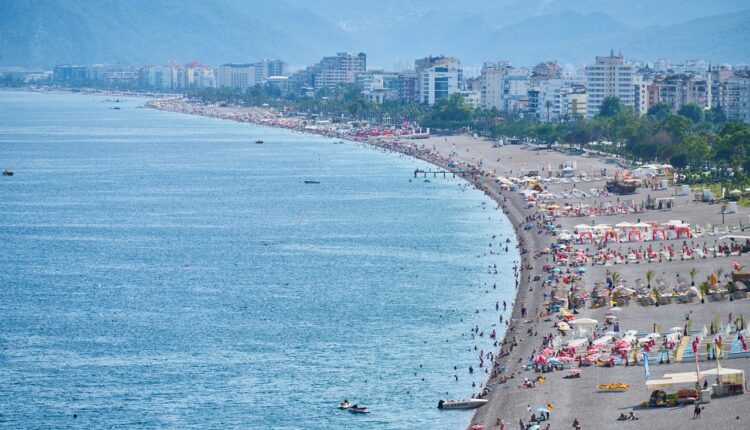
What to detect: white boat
<box><xmin>437</xmin><ymin>399</ymin><xmax>488</xmax><ymax>410</ymax></box>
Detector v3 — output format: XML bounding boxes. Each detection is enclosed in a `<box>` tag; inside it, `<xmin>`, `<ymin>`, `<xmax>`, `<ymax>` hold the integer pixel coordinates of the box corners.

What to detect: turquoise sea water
<box><xmin>0</xmin><ymin>91</ymin><xmax>519</xmax><ymax>429</ymax></box>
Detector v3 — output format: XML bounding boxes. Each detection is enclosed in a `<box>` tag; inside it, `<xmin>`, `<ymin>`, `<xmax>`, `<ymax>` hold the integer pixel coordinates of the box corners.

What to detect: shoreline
<box><xmin>145</xmin><ymin>99</ymin><xmax>536</xmax><ymax>426</ymax></box>
<box><xmin>145</xmin><ymin>99</ymin><xmax>750</xmax><ymax>430</ymax></box>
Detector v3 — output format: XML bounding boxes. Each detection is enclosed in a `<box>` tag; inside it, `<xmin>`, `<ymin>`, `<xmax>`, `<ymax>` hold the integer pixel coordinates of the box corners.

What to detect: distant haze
<box><xmin>1</xmin><ymin>0</ymin><xmax>749</xmax><ymax>68</ymax></box>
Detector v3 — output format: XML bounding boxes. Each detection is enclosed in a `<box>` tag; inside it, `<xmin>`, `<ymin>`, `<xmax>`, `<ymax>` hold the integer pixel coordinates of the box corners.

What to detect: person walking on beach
<box><xmin>496</xmin><ymin>418</ymin><xmax>505</xmax><ymax>430</ymax></box>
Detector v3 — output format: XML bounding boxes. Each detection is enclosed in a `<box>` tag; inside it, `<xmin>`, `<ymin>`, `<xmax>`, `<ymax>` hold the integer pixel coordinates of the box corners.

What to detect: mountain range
<box><xmin>1</xmin><ymin>0</ymin><xmax>748</xmax><ymax>69</ymax></box>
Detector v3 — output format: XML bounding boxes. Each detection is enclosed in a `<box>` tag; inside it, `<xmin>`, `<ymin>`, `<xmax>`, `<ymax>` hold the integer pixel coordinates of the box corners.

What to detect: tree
<box><xmin>647</xmin><ymin>102</ymin><xmax>672</xmax><ymax>121</ymax></box>
<box><xmin>598</xmin><ymin>96</ymin><xmax>622</xmax><ymax>118</ymax></box>
<box><xmin>680</xmin><ymin>134</ymin><xmax>714</xmax><ymax>169</ymax></box>
<box><xmin>677</xmin><ymin>103</ymin><xmax>703</xmax><ymax>124</ymax></box>
<box><xmin>610</xmin><ymin>271</ymin><xmax>621</xmax><ymax>287</ymax></box>
<box><xmin>689</xmin><ymin>267</ymin><xmax>699</xmax><ymax>286</ymax></box>
<box><xmin>646</xmin><ymin>270</ymin><xmax>655</xmax><ymax>289</ymax></box>
<box><xmin>660</xmin><ymin>114</ymin><xmax>692</xmax><ymax>144</ymax></box>
<box><xmin>704</xmin><ymin>106</ymin><xmax>726</xmax><ymax>124</ymax></box>
<box><xmin>423</xmin><ymin>93</ymin><xmax>473</xmax><ymax>129</ymax></box>
<box><xmin>545</xmin><ymin>100</ymin><xmax>553</xmax><ymax>123</ymax></box>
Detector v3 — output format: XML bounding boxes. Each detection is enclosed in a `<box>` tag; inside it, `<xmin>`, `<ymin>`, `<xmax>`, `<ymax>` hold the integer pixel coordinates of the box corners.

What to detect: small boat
<box><xmin>348</xmin><ymin>405</ymin><xmax>370</xmax><ymax>414</ymax></box>
<box><xmin>437</xmin><ymin>399</ymin><xmax>488</xmax><ymax>410</ymax></box>
<box><xmin>255</xmin><ymin>140</ymin><xmax>264</xmax><ymax>144</ymax></box>
<box><xmin>2</xmin><ymin>170</ymin><xmax>14</xmax><ymax>176</ymax></box>
<box><xmin>423</xmin><ymin>179</ymin><xmax>431</xmax><ymax>183</ymax></box>
<box><xmin>303</xmin><ymin>180</ymin><xmax>320</xmax><ymax>184</ymax></box>
<box><xmin>111</xmin><ymin>106</ymin><xmax>121</xmax><ymax>110</ymax></box>
<box><xmin>337</xmin><ymin>400</ymin><xmax>351</xmax><ymax>410</ymax></box>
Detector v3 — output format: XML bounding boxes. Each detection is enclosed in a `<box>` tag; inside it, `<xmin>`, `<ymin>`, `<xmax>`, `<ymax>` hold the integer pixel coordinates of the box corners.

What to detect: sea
<box><xmin>0</xmin><ymin>91</ymin><xmax>519</xmax><ymax>429</ymax></box>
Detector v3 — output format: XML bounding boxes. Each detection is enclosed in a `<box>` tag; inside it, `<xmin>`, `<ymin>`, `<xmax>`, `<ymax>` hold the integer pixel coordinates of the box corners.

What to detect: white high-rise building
<box><xmin>585</xmin><ymin>52</ymin><xmax>635</xmax><ymax>117</ymax></box>
<box><xmin>414</xmin><ymin>56</ymin><xmax>463</xmax><ymax>105</ymax></box>
<box><xmin>633</xmin><ymin>75</ymin><xmax>651</xmax><ymax>115</ymax></box>
<box><xmin>480</xmin><ymin>62</ymin><xmax>529</xmax><ymax>112</ymax></box>
<box><xmin>216</xmin><ymin>64</ymin><xmax>258</xmax><ymax>89</ymax></box>
<box><xmin>535</xmin><ymin>78</ymin><xmax>587</xmax><ymax>122</ymax></box>
<box><xmin>418</xmin><ymin>59</ymin><xmax>463</xmax><ymax>105</ymax></box>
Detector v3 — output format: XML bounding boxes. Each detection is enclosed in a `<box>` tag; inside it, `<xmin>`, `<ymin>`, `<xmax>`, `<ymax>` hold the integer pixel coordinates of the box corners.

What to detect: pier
<box><xmin>414</xmin><ymin>168</ymin><xmax>480</xmax><ymax>179</ymax></box>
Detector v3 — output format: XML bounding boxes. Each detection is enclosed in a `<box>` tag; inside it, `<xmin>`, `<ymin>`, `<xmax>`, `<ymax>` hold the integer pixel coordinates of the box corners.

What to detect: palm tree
<box><xmin>689</xmin><ymin>267</ymin><xmax>699</xmax><ymax>286</ymax></box>
<box><xmin>610</xmin><ymin>271</ymin><xmax>621</xmax><ymax>288</ymax></box>
<box><xmin>715</xmin><ymin>267</ymin><xmax>725</xmax><ymax>285</ymax></box>
<box><xmin>646</xmin><ymin>270</ymin><xmax>655</xmax><ymax>289</ymax></box>
<box><xmin>545</xmin><ymin>100</ymin><xmax>553</xmax><ymax>123</ymax></box>
<box><xmin>699</xmin><ymin>282</ymin><xmax>710</xmax><ymax>303</ymax></box>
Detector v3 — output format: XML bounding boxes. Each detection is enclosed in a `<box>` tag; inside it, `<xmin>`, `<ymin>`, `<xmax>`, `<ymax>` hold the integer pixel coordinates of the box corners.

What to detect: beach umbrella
<box><xmin>537</xmin><ymin>407</ymin><xmax>552</xmax><ymax>413</ymax></box>
<box><xmin>610</xmin><ymin>307</ymin><xmax>622</xmax><ymax>312</ymax></box>
<box><xmin>578</xmin><ymin>267</ymin><xmax>587</xmax><ymax>273</ymax></box>
<box><xmin>551</xmin><ymin>267</ymin><xmax>561</xmax><ymax>273</ymax></box>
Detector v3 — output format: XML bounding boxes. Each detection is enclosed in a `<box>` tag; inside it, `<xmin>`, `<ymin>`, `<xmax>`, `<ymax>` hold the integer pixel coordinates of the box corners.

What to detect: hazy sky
<box><xmin>1</xmin><ymin>0</ymin><xmax>749</xmax><ymax>68</ymax></box>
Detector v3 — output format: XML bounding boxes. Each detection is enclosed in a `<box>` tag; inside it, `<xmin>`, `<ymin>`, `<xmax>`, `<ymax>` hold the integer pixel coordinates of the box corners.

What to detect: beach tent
<box><xmin>615</xmin><ymin>222</ymin><xmax>633</xmax><ymax>229</ymax></box>
<box><xmin>627</xmin><ymin>230</ymin><xmax>643</xmax><ymax>241</ymax></box>
<box><xmin>701</xmin><ymin>367</ymin><xmax>745</xmax><ymax>386</ymax></box>
<box><xmin>652</xmin><ymin>228</ymin><xmax>667</xmax><ymax>240</ymax></box>
<box><xmin>566</xmin><ymin>338</ymin><xmax>588</xmax><ymax>348</ymax></box>
<box><xmin>646</xmin><ymin>377</ymin><xmax>698</xmax><ymax>390</ymax></box>
<box><xmin>675</xmin><ymin>226</ymin><xmax>692</xmax><ymax>239</ymax></box>
<box><xmin>578</xmin><ymin>231</ymin><xmax>594</xmax><ymax>243</ymax></box>
<box><xmin>571</xmin><ymin>318</ymin><xmax>598</xmax><ymax>338</ymax></box>
<box><xmin>603</xmin><ymin>230</ymin><xmax>619</xmax><ymax>244</ymax></box>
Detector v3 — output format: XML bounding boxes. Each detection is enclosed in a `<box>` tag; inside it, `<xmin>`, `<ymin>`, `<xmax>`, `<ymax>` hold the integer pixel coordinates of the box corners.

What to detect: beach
<box><xmin>147</xmin><ymin>99</ymin><xmax>750</xmax><ymax>429</ymax></box>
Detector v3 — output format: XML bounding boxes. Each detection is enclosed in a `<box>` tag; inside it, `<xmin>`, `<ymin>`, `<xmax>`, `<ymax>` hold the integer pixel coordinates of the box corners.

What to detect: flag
<box><xmin>546</xmin><ymin>403</ymin><xmax>553</xmax><ymax>411</ymax></box>
<box><xmin>642</xmin><ymin>352</ymin><xmax>650</xmax><ymax>381</ymax></box>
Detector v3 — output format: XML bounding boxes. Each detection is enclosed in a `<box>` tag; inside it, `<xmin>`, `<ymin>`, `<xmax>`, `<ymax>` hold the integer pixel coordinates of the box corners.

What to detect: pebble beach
<box><xmin>147</xmin><ymin>99</ymin><xmax>750</xmax><ymax>429</ymax></box>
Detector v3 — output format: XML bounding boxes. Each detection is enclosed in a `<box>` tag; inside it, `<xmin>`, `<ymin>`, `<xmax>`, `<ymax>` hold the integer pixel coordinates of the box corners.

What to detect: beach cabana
<box><xmin>645</xmin><ymin>375</ymin><xmax>698</xmax><ymax>391</ymax></box>
<box><xmin>627</xmin><ymin>229</ymin><xmax>643</xmax><ymax>241</ymax></box>
<box><xmin>571</xmin><ymin>318</ymin><xmax>598</xmax><ymax>338</ymax></box>
<box><xmin>578</xmin><ymin>231</ymin><xmax>594</xmax><ymax>244</ymax></box>
<box><xmin>701</xmin><ymin>367</ymin><xmax>745</xmax><ymax>395</ymax></box>
<box><xmin>675</xmin><ymin>226</ymin><xmax>692</xmax><ymax>238</ymax></box>
<box><xmin>652</xmin><ymin>227</ymin><xmax>667</xmax><ymax>241</ymax></box>
<box><xmin>602</xmin><ymin>230</ymin><xmax>619</xmax><ymax>244</ymax></box>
